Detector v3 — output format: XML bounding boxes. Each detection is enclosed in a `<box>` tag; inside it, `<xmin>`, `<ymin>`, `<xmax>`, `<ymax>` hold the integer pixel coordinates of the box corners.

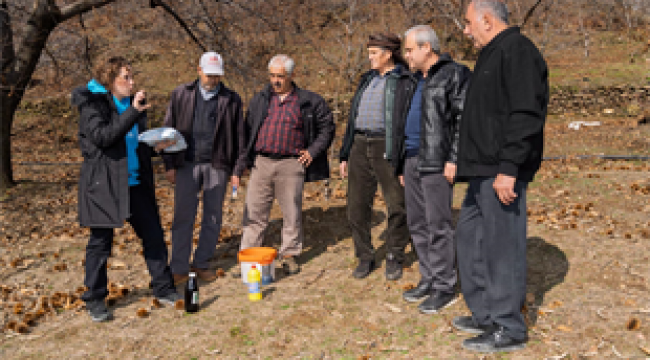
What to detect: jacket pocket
<box><xmin>83</xmin><ymin>159</ymin><xmax>121</xmax><ymax>226</ymax></box>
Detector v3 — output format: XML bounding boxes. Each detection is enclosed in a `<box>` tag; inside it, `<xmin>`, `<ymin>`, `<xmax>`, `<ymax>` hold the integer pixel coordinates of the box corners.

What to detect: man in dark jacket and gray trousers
<box><xmin>452</xmin><ymin>0</ymin><xmax>549</xmax><ymax>353</ymax></box>
<box><xmin>162</xmin><ymin>52</ymin><xmax>247</xmax><ymax>284</ymax></box>
<box><xmin>397</xmin><ymin>25</ymin><xmax>470</xmax><ymax>314</ymax></box>
<box><xmin>241</xmin><ymin>54</ymin><xmax>334</xmax><ymax>275</ymax></box>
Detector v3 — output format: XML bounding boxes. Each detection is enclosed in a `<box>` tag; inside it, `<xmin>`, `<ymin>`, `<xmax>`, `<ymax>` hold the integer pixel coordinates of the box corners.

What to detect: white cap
<box><xmin>199</xmin><ymin>52</ymin><xmax>224</xmax><ymax>75</ymax></box>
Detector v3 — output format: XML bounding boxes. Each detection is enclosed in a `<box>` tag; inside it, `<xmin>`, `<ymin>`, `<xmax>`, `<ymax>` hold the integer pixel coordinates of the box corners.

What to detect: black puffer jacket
<box><xmin>71</xmin><ymin>87</ymin><xmax>157</xmax><ymax>228</ymax></box>
<box><xmin>244</xmin><ymin>84</ymin><xmax>335</xmax><ymax>183</ymax></box>
<box><xmin>393</xmin><ymin>54</ymin><xmax>470</xmax><ymax>175</ymax></box>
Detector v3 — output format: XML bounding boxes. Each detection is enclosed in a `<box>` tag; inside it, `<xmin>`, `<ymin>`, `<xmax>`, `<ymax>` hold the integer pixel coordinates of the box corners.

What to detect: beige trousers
<box><xmin>241</xmin><ymin>155</ymin><xmax>305</xmax><ymax>256</ymax></box>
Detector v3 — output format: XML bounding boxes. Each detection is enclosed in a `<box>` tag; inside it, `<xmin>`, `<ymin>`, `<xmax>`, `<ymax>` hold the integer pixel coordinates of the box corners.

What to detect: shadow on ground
<box><xmin>525</xmin><ymin>236</ymin><xmax>570</xmax><ymax>325</ymax></box>
<box><xmin>210</xmin><ymin>204</ymin><xmax>389</xmax><ymax>276</ymax></box>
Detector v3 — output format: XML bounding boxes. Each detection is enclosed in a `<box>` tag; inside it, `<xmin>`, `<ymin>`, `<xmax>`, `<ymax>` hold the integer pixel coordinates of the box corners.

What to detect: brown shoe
<box><xmin>191</xmin><ymin>268</ymin><xmax>218</xmax><ymax>282</ymax></box>
<box><xmin>173</xmin><ymin>273</ymin><xmax>189</xmax><ymax>286</ymax></box>
<box><xmin>283</xmin><ymin>256</ymin><xmax>300</xmax><ymax>275</ymax></box>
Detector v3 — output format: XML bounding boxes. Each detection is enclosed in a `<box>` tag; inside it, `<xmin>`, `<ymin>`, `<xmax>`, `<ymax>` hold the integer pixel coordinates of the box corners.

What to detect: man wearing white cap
<box><xmin>162</xmin><ymin>52</ymin><xmax>247</xmax><ymax>284</ymax></box>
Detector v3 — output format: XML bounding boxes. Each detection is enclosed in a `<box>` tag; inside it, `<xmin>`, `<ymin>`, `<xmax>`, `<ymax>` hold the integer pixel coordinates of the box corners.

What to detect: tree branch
<box><xmin>521</xmin><ymin>0</ymin><xmax>544</xmax><ymax>29</ymax></box>
<box><xmin>59</xmin><ymin>0</ymin><xmax>115</xmax><ymax>22</ymax></box>
<box><xmin>151</xmin><ymin>0</ymin><xmax>206</xmax><ymax>52</ymax></box>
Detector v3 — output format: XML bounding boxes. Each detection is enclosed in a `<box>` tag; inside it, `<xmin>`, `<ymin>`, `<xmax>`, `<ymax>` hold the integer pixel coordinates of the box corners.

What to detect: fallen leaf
<box><xmin>401</xmin><ymin>283</ymin><xmax>415</xmax><ymax>291</ymax></box>
<box><xmin>627</xmin><ymin>318</ymin><xmax>641</xmax><ymax>331</ymax></box>
<box><xmin>639</xmin><ymin>345</ymin><xmax>650</xmax><ymax>356</ymax></box>
<box><xmin>557</xmin><ymin>325</ymin><xmax>573</xmax><ymax>332</ymax></box>
<box><xmin>152</xmin><ymin>298</ymin><xmax>163</xmax><ymax>309</ymax></box>
<box><xmin>136</xmin><ymin>308</ymin><xmax>149</xmax><ymax>318</ymax></box>
<box><xmin>110</xmin><ymin>259</ymin><xmax>128</xmax><ymax>270</ymax></box>
<box><xmin>384</xmin><ymin>303</ymin><xmax>402</xmax><ymax>313</ymax></box>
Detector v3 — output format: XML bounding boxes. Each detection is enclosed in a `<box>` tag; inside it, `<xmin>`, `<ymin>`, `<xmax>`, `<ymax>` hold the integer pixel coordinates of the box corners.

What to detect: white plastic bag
<box><xmin>138</xmin><ymin>127</ymin><xmax>187</xmax><ymax>152</ymax></box>
<box><xmin>567</xmin><ymin>121</ymin><xmax>601</xmax><ymax>130</ymax></box>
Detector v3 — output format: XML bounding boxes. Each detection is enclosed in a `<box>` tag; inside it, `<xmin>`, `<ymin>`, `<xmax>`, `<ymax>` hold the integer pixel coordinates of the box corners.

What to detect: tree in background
<box><xmin>1</xmin><ymin>0</ymin><xmax>119</xmax><ymax>191</ymax></box>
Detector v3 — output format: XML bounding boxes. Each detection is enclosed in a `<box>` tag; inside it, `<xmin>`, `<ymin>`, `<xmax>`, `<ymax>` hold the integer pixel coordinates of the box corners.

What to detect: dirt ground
<box><xmin>2</xmin><ymin>111</ymin><xmax>650</xmax><ymax>359</ymax></box>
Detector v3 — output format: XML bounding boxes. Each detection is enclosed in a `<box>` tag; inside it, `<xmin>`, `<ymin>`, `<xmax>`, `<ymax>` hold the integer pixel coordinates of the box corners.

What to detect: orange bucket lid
<box><xmin>238</xmin><ymin>247</ymin><xmax>277</xmax><ymax>265</ymax></box>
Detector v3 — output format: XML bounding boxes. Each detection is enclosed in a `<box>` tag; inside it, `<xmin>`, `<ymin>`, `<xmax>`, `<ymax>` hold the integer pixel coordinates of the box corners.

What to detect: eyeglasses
<box><xmin>118</xmin><ymin>74</ymin><xmax>134</xmax><ymax>82</ymax></box>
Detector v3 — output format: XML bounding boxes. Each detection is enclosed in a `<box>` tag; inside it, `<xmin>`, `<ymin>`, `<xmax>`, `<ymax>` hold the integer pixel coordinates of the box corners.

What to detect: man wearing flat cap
<box><xmin>162</xmin><ymin>52</ymin><xmax>247</xmax><ymax>284</ymax></box>
<box><xmin>339</xmin><ymin>33</ymin><xmax>412</xmax><ymax>281</ymax></box>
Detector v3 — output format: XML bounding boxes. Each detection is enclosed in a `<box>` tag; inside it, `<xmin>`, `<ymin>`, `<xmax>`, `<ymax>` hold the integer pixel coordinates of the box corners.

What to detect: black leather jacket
<box><xmin>394</xmin><ymin>54</ymin><xmax>470</xmax><ymax>174</ymax></box>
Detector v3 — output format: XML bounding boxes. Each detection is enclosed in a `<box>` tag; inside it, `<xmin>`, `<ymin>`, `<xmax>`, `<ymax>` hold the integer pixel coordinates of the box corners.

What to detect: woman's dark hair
<box><xmin>367</xmin><ymin>33</ymin><xmax>407</xmax><ymax>67</ymax></box>
<box><xmin>93</xmin><ymin>56</ymin><xmax>131</xmax><ymax>90</ymax></box>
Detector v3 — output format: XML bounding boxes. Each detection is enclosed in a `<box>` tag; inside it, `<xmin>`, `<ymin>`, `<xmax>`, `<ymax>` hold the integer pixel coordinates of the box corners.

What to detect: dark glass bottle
<box><xmin>185</xmin><ymin>272</ymin><xmax>199</xmax><ymax>313</ymax></box>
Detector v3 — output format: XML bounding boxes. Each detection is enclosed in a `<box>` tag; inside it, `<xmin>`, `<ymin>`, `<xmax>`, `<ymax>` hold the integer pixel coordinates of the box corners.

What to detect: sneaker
<box><xmin>402</xmin><ymin>280</ymin><xmax>432</xmax><ymax>303</ymax></box>
<box><xmin>86</xmin><ymin>299</ymin><xmax>112</xmax><ymax>322</ymax></box>
<box><xmin>385</xmin><ymin>253</ymin><xmax>403</xmax><ymax>281</ymax></box>
<box><xmin>418</xmin><ymin>291</ymin><xmax>458</xmax><ymax>314</ymax></box>
<box><xmin>283</xmin><ymin>256</ymin><xmax>300</xmax><ymax>275</ymax></box>
<box><xmin>462</xmin><ymin>327</ymin><xmax>527</xmax><ymax>353</ymax></box>
<box><xmin>156</xmin><ymin>292</ymin><xmax>182</xmax><ymax>307</ymax></box>
<box><xmin>453</xmin><ymin>315</ymin><xmax>492</xmax><ymax>335</ymax></box>
<box><xmin>352</xmin><ymin>259</ymin><xmax>375</xmax><ymax>279</ymax></box>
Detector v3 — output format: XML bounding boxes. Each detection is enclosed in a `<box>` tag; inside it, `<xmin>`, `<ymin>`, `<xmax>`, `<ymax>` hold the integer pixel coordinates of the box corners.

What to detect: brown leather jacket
<box><xmin>161</xmin><ymin>79</ymin><xmax>247</xmax><ymax>176</ymax></box>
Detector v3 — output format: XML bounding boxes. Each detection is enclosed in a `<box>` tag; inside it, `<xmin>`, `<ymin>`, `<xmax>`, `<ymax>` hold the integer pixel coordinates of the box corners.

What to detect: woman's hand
<box><xmin>133</xmin><ymin>90</ymin><xmax>151</xmax><ymax>112</ymax></box>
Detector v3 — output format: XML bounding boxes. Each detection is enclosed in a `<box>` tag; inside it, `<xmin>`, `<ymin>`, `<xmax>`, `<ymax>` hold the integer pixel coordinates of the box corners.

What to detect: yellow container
<box><xmin>247</xmin><ymin>265</ymin><xmax>262</xmax><ymax>302</ymax></box>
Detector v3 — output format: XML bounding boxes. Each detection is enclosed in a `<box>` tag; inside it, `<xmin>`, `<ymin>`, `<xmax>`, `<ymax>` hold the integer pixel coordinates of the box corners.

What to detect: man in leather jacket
<box><xmin>398</xmin><ymin>25</ymin><xmax>471</xmax><ymax>314</ymax></box>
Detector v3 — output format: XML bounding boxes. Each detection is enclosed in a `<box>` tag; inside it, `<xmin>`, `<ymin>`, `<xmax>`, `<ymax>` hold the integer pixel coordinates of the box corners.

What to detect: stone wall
<box><xmin>550</xmin><ymin>85</ymin><xmax>650</xmax><ymax>116</ymax></box>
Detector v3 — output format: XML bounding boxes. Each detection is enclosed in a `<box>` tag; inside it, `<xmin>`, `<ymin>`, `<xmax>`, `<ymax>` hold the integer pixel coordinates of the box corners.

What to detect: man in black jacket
<box><xmin>162</xmin><ymin>52</ymin><xmax>247</xmax><ymax>285</ymax></box>
<box><xmin>241</xmin><ymin>54</ymin><xmax>334</xmax><ymax>275</ymax></box>
<box><xmin>339</xmin><ymin>34</ymin><xmax>411</xmax><ymax>281</ymax></box>
<box><xmin>452</xmin><ymin>0</ymin><xmax>549</xmax><ymax>353</ymax></box>
<box><xmin>398</xmin><ymin>25</ymin><xmax>470</xmax><ymax>314</ymax></box>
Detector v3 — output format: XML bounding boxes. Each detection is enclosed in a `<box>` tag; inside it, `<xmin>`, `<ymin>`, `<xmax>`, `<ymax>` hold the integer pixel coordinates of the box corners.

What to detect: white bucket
<box><xmin>240</xmin><ymin>260</ymin><xmax>276</xmax><ymax>285</ymax></box>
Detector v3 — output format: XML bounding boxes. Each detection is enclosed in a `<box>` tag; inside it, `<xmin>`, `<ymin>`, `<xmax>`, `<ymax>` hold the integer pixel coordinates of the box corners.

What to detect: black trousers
<box><xmin>347</xmin><ymin>134</ymin><xmax>409</xmax><ymax>262</ymax></box>
<box><xmin>456</xmin><ymin>177</ymin><xmax>528</xmax><ymax>340</ymax></box>
<box><xmin>82</xmin><ymin>184</ymin><xmax>176</xmax><ymax>302</ymax></box>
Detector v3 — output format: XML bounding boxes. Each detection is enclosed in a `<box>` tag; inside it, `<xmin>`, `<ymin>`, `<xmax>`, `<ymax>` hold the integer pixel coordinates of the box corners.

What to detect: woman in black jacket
<box><xmin>71</xmin><ymin>57</ymin><xmax>179</xmax><ymax>322</ymax></box>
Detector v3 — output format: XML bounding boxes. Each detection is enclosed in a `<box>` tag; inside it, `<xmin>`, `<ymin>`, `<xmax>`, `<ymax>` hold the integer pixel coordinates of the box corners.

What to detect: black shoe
<box><xmin>418</xmin><ymin>291</ymin><xmax>458</xmax><ymax>314</ymax></box>
<box><xmin>453</xmin><ymin>316</ymin><xmax>492</xmax><ymax>335</ymax></box>
<box><xmin>156</xmin><ymin>292</ymin><xmax>181</xmax><ymax>307</ymax></box>
<box><xmin>282</xmin><ymin>256</ymin><xmax>301</xmax><ymax>275</ymax></box>
<box><xmin>462</xmin><ymin>327</ymin><xmax>527</xmax><ymax>353</ymax></box>
<box><xmin>402</xmin><ymin>281</ymin><xmax>432</xmax><ymax>303</ymax></box>
<box><xmin>353</xmin><ymin>259</ymin><xmax>375</xmax><ymax>279</ymax></box>
<box><xmin>385</xmin><ymin>253</ymin><xmax>403</xmax><ymax>281</ymax></box>
<box><xmin>86</xmin><ymin>299</ymin><xmax>112</xmax><ymax>322</ymax></box>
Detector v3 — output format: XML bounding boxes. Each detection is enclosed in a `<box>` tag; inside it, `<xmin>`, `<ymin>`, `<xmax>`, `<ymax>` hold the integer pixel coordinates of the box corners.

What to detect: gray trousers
<box><xmin>456</xmin><ymin>177</ymin><xmax>528</xmax><ymax>340</ymax></box>
<box><xmin>404</xmin><ymin>156</ymin><xmax>456</xmax><ymax>293</ymax></box>
<box><xmin>170</xmin><ymin>163</ymin><xmax>227</xmax><ymax>275</ymax></box>
<box><xmin>241</xmin><ymin>155</ymin><xmax>305</xmax><ymax>257</ymax></box>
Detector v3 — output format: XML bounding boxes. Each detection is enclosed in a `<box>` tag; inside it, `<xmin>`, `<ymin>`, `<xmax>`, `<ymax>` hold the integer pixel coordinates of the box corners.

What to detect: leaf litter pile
<box><xmin>1</xmin><ymin>110</ymin><xmax>650</xmax><ymax>357</ymax></box>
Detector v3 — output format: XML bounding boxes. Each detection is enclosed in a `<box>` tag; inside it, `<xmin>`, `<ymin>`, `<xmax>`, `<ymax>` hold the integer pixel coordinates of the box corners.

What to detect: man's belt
<box><xmin>258</xmin><ymin>152</ymin><xmax>300</xmax><ymax>160</ymax></box>
<box><xmin>354</xmin><ymin>129</ymin><xmax>385</xmax><ymax>138</ymax></box>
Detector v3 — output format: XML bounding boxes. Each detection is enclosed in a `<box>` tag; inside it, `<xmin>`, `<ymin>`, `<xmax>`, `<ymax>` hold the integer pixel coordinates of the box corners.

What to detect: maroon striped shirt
<box><xmin>255</xmin><ymin>91</ymin><xmax>304</xmax><ymax>156</ymax></box>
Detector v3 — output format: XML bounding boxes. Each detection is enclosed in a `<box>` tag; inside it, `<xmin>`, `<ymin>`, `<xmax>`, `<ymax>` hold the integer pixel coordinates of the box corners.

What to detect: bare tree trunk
<box><xmin>0</xmin><ymin>0</ymin><xmax>116</xmax><ymax>191</ymax></box>
<box><xmin>0</xmin><ymin>94</ymin><xmax>18</xmax><ymax>190</ymax></box>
